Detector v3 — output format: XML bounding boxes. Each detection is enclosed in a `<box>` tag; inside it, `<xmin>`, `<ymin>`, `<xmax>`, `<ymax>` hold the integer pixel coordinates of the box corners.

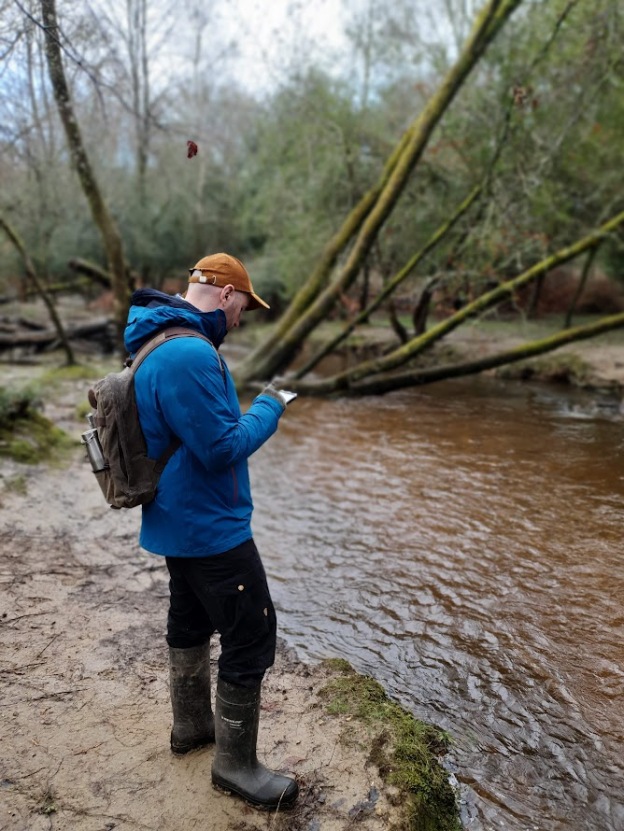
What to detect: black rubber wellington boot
<box><xmin>169</xmin><ymin>644</ymin><xmax>215</xmax><ymax>754</ymax></box>
<box><xmin>211</xmin><ymin>678</ymin><xmax>299</xmax><ymax>809</ymax></box>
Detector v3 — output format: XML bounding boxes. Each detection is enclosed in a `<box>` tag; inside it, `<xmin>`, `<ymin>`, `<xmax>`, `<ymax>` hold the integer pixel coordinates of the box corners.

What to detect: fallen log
<box><xmin>23</xmin><ymin>279</ymin><xmax>91</xmax><ymax>298</ymax></box>
<box><xmin>68</xmin><ymin>258</ymin><xmax>140</xmax><ymax>291</ymax></box>
<box><xmin>0</xmin><ymin>317</ymin><xmax>113</xmax><ymax>352</ymax></box>
<box><xmin>68</xmin><ymin>258</ymin><xmax>112</xmax><ymax>288</ymax></box>
<box><xmin>18</xmin><ymin>317</ymin><xmax>48</xmax><ymax>331</ymax></box>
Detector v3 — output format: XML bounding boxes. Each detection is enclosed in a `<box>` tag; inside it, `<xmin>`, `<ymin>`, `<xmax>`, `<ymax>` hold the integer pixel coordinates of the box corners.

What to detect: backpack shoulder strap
<box><xmin>128</xmin><ymin>326</ymin><xmax>223</xmax><ymax>376</ymax></box>
<box><xmin>127</xmin><ymin>326</ymin><xmax>226</xmax><ymax>471</ymax></box>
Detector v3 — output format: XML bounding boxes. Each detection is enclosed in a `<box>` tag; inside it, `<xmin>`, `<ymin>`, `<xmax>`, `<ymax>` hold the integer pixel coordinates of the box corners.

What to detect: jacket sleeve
<box><xmin>152</xmin><ymin>338</ymin><xmax>284</xmax><ymax>472</ymax></box>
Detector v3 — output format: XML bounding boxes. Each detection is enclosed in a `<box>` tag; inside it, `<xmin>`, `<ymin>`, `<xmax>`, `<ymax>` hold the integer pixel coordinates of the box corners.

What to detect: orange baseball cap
<box><xmin>188</xmin><ymin>252</ymin><xmax>269</xmax><ymax>310</ymax></box>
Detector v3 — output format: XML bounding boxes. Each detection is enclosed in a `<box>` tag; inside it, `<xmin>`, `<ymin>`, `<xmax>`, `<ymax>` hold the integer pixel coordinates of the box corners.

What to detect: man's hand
<box><xmin>260</xmin><ymin>382</ymin><xmax>298</xmax><ymax>407</ymax></box>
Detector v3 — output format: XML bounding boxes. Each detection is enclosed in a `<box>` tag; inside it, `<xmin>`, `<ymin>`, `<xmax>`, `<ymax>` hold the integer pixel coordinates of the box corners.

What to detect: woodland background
<box><xmin>1</xmin><ymin>0</ymin><xmax>623</xmax><ymax>392</ymax></box>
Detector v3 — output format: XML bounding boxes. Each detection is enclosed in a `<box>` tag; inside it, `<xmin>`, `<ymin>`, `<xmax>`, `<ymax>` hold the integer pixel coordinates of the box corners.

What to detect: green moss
<box><xmin>322</xmin><ymin>657</ymin><xmax>353</xmax><ymax>674</ymax></box>
<box><xmin>0</xmin><ymin>385</ymin><xmax>41</xmax><ymax>424</ymax></box>
<box><xmin>0</xmin><ymin>391</ymin><xmax>73</xmax><ymax>464</ymax></box>
<box><xmin>319</xmin><ymin>661</ymin><xmax>460</xmax><ymax>831</ymax></box>
<box><xmin>496</xmin><ymin>352</ymin><xmax>591</xmax><ymax>384</ymax></box>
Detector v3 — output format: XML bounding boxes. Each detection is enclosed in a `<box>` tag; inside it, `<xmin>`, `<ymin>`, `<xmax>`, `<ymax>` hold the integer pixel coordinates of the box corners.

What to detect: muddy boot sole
<box><xmin>211</xmin><ymin>775</ymin><xmax>298</xmax><ymax>810</ymax></box>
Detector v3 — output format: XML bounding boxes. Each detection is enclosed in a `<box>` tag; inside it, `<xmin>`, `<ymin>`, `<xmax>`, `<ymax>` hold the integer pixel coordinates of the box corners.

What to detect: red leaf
<box><xmin>187</xmin><ymin>140</ymin><xmax>198</xmax><ymax>159</ymax></box>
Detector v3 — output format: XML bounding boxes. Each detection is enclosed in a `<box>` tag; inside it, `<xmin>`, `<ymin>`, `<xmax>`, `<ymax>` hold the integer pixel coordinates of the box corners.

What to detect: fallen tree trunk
<box><xmin>333</xmin><ymin>311</ymin><xmax>624</xmax><ymax>396</ymax></box>
<box><xmin>68</xmin><ymin>258</ymin><xmax>112</xmax><ymax>288</ymax></box>
<box><xmin>0</xmin><ymin>317</ymin><xmax>113</xmax><ymax>351</ymax></box>
<box><xmin>292</xmin><ymin>207</ymin><xmax>624</xmax><ymax>395</ymax></box>
<box><xmin>0</xmin><ymin>318</ymin><xmax>47</xmax><ymax>332</ymax></box>
<box><xmin>68</xmin><ymin>258</ymin><xmax>141</xmax><ymax>290</ymax></box>
<box><xmin>23</xmin><ymin>279</ymin><xmax>92</xmax><ymax>298</ymax></box>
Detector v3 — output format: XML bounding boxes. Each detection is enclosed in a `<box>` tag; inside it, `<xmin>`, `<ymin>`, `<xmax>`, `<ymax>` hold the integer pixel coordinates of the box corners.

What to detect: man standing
<box><xmin>124</xmin><ymin>252</ymin><xmax>298</xmax><ymax>809</ymax></box>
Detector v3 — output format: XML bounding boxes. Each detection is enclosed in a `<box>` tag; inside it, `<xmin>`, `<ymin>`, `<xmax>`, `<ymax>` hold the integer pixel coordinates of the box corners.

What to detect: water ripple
<box><xmin>250</xmin><ymin>378</ymin><xmax>624</xmax><ymax>830</ymax></box>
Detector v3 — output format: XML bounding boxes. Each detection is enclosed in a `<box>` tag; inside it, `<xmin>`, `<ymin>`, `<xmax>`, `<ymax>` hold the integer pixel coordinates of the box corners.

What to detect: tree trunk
<box><xmin>234</xmin><ymin>0</ymin><xmax>522</xmax><ymax>386</ymax></box>
<box><xmin>236</xmin><ymin>128</ymin><xmax>415</xmax><ymax>380</ymax></box>
<box><xmin>0</xmin><ymin>215</ymin><xmax>75</xmax><ymax>365</ymax></box>
<box><xmin>387</xmin><ymin>300</ymin><xmax>409</xmax><ymax>344</ymax></box>
<box><xmin>564</xmin><ymin>245</ymin><xmax>599</xmax><ymax>329</ymax></box>
<box><xmin>413</xmin><ymin>276</ymin><xmax>440</xmax><ymax>336</ymax></box>
<box><xmin>359</xmin><ymin>261</ymin><xmax>371</xmax><ymax>322</ymax></box>
<box><xmin>526</xmin><ymin>273</ymin><xmax>545</xmax><ymax>319</ymax></box>
<box><xmin>40</xmin><ymin>0</ymin><xmax>130</xmax><ymax>353</ymax></box>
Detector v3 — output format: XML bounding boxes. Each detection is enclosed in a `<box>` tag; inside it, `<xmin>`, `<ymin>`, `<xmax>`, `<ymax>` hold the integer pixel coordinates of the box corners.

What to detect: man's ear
<box><xmin>220</xmin><ymin>284</ymin><xmax>235</xmax><ymax>303</ymax></box>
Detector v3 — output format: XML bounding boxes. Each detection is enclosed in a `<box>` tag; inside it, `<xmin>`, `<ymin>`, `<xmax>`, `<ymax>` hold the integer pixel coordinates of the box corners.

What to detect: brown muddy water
<box><xmin>246</xmin><ymin>377</ymin><xmax>624</xmax><ymax>831</ymax></box>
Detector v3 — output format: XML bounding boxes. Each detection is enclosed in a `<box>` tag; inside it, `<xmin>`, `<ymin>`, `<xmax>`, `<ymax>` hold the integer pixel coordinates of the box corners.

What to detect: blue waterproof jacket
<box><xmin>124</xmin><ymin>289</ymin><xmax>284</xmax><ymax>557</ymax></box>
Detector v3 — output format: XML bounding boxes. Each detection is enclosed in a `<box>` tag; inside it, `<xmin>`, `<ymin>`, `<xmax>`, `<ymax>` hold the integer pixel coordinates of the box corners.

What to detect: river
<box><xmin>247</xmin><ymin>377</ymin><xmax>624</xmax><ymax>831</ymax></box>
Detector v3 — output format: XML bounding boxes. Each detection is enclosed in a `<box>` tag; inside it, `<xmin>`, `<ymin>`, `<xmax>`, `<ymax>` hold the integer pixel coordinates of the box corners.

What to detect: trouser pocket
<box><xmin>207</xmin><ymin>565</ymin><xmax>277</xmax><ymax>685</ymax></box>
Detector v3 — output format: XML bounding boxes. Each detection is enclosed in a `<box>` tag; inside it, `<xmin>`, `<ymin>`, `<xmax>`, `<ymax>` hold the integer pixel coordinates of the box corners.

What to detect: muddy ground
<box><xmin>0</xmin><ymin>368</ymin><xmax>408</xmax><ymax>831</ymax></box>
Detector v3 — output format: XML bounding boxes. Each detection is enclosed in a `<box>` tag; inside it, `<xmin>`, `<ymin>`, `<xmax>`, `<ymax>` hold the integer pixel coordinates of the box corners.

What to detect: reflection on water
<box><xmin>248</xmin><ymin>378</ymin><xmax>624</xmax><ymax>831</ymax></box>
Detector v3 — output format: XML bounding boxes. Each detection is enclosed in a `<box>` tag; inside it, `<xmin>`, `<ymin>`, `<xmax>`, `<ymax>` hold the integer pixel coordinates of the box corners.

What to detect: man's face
<box><xmin>224</xmin><ymin>290</ymin><xmax>249</xmax><ymax>330</ymax></box>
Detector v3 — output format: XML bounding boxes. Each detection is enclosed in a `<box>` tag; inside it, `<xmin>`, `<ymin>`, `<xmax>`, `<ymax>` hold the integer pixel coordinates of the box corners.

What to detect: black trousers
<box><xmin>165</xmin><ymin>538</ymin><xmax>277</xmax><ymax>687</ymax></box>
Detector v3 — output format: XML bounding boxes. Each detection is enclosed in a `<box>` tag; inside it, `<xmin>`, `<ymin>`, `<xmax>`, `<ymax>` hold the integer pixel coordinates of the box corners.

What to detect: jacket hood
<box><xmin>124</xmin><ymin>289</ymin><xmax>228</xmax><ymax>355</ymax></box>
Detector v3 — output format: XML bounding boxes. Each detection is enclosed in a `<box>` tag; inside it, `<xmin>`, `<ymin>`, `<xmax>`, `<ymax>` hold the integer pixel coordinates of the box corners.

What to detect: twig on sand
<box><xmin>36</xmin><ymin>633</ymin><xmax>60</xmax><ymax>658</ymax></box>
<box><xmin>0</xmin><ymin>688</ymin><xmax>86</xmax><ymax>707</ymax></box>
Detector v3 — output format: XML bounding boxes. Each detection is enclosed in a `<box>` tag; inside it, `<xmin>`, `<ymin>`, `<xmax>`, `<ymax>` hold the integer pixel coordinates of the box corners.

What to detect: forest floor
<box><xmin>1</xmin><ymin>308</ymin><xmax>623</xmax><ymax>831</ymax></box>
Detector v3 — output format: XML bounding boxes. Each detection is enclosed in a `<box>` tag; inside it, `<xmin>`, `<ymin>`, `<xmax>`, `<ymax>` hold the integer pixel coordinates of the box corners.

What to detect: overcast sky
<box><xmin>215</xmin><ymin>0</ymin><xmax>351</xmax><ymax>93</ymax></box>
<box><xmin>210</xmin><ymin>0</ymin><xmax>467</xmax><ymax>96</ymax></box>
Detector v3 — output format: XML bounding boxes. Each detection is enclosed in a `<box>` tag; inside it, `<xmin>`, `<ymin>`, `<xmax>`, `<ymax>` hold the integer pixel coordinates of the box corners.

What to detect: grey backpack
<box><xmin>85</xmin><ymin>327</ymin><xmax>221</xmax><ymax>509</ymax></box>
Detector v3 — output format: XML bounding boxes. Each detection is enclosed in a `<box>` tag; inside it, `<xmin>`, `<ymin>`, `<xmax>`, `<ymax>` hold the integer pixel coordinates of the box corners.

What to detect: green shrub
<box><xmin>0</xmin><ymin>386</ymin><xmax>72</xmax><ymax>464</ymax></box>
<box><xmin>0</xmin><ymin>386</ymin><xmax>42</xmax><ymax>427</ymax></box>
